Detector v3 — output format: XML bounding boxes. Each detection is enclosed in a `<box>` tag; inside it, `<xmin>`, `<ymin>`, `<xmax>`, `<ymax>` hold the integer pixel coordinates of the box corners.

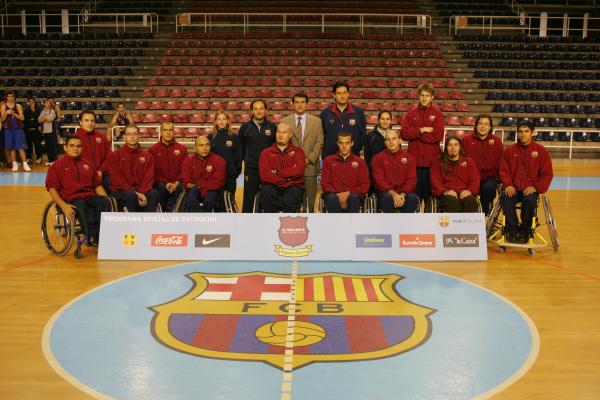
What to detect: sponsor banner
<box><xmin>98</xmin><ymin>213</ymin><xmax>487</xmax><ymax>261</ymax></box>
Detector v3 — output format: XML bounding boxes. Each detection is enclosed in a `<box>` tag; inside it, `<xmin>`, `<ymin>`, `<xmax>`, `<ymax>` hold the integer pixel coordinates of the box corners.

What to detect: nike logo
<box><xmin>202</xmin><ymin>237</ymin><xmax>222</xmax><ymax>245</ymax></box>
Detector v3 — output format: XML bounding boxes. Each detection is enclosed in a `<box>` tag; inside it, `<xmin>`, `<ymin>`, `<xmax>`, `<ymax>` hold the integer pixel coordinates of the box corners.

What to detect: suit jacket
<box><xmin>282</xmin><ymin>113</ymin><xmax>324</xmax><ymax>177</ymax></box>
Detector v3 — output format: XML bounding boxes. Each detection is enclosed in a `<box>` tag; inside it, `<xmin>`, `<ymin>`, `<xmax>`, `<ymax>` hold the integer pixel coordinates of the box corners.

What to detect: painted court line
<box><xmin>280</xmin><ymin>259</ymin><xmax>299</xmax><ymax>400</ymax></box>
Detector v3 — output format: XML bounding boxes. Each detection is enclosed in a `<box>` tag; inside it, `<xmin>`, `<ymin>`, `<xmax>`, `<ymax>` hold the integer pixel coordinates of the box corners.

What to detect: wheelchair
<box><xmin>486</xmin><ymin>193</ymin><xmax>559</xmax><ymax>255</ymax></box>
<box><xmin>41</xmin><ymin>199</ymin><xmax>114</xmax><ymax>258</ymax></box>
<box><xmin>425</xmin><ymin>194</ymin><xmax>482</xmax><ymax>213</ymax></box>
<box><xmin>366</xmin><ymin>192</ymin><xmax>420</xmax><ymax>213</ymax></box>
<box><xmin>253</xmin><ymin>189</ymin><xmax>308</xmax><ymax>213</ymax></box>
<box><xmin>317</xmin><ymin>193</ymin><xmax>374</xmax><ymax>213</ymax></box>
<box><xmin>173</xmin><ymin>190</ymin><xmax>237</xmax><ymax>213</ymax></box>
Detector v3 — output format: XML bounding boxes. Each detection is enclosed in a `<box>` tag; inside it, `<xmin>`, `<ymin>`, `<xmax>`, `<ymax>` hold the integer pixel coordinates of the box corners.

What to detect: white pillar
<box><xmin>539</xmin><ymin>12</ymin><xmax>547</xmax><ymax>37</ymax></box>
<box><xmin>61</xmin><ymin>9</ymin><xmax>69</xmax><ymax>34</ymax></box>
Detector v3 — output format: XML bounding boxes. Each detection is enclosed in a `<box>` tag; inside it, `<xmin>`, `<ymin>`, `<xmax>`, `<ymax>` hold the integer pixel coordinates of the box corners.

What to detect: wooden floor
<box><xmin>0</xmin><ymin>159</ymin><xmax>599</xmax><ymax>399</ymax></box>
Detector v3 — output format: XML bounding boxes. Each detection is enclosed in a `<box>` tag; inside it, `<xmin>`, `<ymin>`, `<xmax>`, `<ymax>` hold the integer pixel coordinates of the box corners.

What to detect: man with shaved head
<box><xmin>258</xmin><ymin>122</ymin><xmax>305</xmax><ymax>212</ymax></box>
<box><xmin>181</xmin><ymin>135</ymin><xmax>226</xmax><ymax>212</ymax></box>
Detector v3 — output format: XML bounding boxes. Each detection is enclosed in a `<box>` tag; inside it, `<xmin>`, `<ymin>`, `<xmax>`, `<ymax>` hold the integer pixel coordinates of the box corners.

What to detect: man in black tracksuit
<box><xmin>238</xmin><ymin>99</ymin><xmax>277</xmax><ymax>212</ymax></box>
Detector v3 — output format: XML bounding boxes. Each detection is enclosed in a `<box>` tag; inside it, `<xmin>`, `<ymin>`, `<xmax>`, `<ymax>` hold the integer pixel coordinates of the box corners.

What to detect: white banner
<box><xmin>98</xmin><ymin>213</ymin><xmax>487</xmax><ymax>261</ymax></box>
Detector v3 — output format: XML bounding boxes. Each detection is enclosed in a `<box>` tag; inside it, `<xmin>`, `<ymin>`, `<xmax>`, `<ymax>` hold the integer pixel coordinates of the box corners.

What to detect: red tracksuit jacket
<box><xmin>499</xmin><ymin>141</ymin><xmax>553</xmax><ymax>193</ymax></box>
<box><xmin>321</xmin><ymin>153</ymin><xmax>370</xmax><ymax>195</ymax></box>
<box><xmin>104</xmin><ymin>145</ymin><xmax>155</xmax><ymax>193</ymax></box>
<box><xmin>73</xmin><ymin>128</ymin><xmax>111</xmax><ymax>172</ymax></box>
<box><xmin>258</xmin><ymin>143</ymin><xmax>305</xmax><ymax>188</ymax></box>
<box><xmin>430</xmin><ymin>155</ymin><xmax>480</xmax><ymax>197</ymax></box>
<box><xmin>45</xmin><ymin>155</ymin><xmax>101</xmax><ymax>202</ymax></box>
<box><xmin>371</xmin><ymin>149</ymin><xmax>417</xmax><ymax>194</ymax></box>
<box><xmin>400</xmin><ymin>104</ymin><xmax>444</xmax><ymax>167</ymax></box>
<box><xmin>462</xmin><ymin>132</ymin><xmax>504</xmax><ymax>180</ymax></box>
<box><xmin>182</xmin><ymin>152</ymin><xmax>226</xmax><ymax>198</ymax></box>
<box><xmin>148</xmin><ymin>140</ymin><xmax>188</xmax><ymax>184</ymax></box>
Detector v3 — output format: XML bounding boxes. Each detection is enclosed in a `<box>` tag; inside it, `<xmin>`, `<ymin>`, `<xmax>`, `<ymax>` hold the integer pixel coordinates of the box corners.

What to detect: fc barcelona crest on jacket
<box><xmin>150</xmin><ymin>272</ymin><xmax>435</xmax><ymax>370</ymax></box>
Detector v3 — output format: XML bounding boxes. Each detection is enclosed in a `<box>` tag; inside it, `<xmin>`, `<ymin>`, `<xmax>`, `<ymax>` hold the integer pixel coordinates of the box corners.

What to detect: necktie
<box><xmin>297</xmin><ymin>116</ymin><xmax>303</xmax><ymax>144</ymax></box>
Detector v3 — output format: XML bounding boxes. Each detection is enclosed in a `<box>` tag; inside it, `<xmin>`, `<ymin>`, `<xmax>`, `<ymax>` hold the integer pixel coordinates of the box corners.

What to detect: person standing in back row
<box><xmin>238</xmin><ymin>99</ymin><xmax>276</xmax><ymax>213</ymax></box>
<box><xmin>401</xmin><ymin>82</ymin><xmax>445</xmax><ymax>201</ymax></box>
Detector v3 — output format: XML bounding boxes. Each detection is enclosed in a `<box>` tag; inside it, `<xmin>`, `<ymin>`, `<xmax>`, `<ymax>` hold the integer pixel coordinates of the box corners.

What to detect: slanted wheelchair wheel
<box><xmin>41</xmin><ymin>201</ymin><xmax>75</xmax><ymax>256</ymax></box>
<box><xmin>223</xmin><ymin>191</ymin><xmax>238</xmax><ymax>213</ymax></box>
<box><xmin>486</xmin><ymin>199</ymin><xmax>502</xmax><ymax>238</ymax></box>
<box><xmin>173</xmin><ymin>191</ymin><xmax>186</xmax><ymax>212</ymax></box>
<box><xmin>541</xmin><ymin>195</ymin><xmax>559</xmax><ymax>251</ymax></box>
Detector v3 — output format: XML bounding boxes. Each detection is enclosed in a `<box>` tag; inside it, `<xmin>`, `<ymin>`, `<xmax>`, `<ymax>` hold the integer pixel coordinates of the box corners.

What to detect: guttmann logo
<box><xmin>443</xmin><ymin>234</ymin><xmax>479</xmax><ymax>248</ymax></box>
<box><xmin>356</xmin><ymin>234</ymin><xmax>392</xmax><ymax>248</ymax></box>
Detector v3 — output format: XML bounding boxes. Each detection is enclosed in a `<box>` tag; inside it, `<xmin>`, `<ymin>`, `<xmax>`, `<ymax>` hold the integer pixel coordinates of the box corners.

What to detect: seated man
<box><xmin>371</xmin><ymin>130</ymin><xmax>419</xmax><ymax>213</ymax></box>
<box><xmin>321</xmin><ymin>132</ymin><xmax>370</xmax><ymax>213</ymax></box>
<box><xmin>258</xmin><ymin>122</ymin><xmax>305</xmax><ymax>212</ymax></box>
<box><xmin>431</xmin><ymin>136</ymin><xmax>480</xmax><ymax>213</ymax></box>
<box><xmin>499</xmin><ymin>120</ymin><xmax>553</xmax><ymax>243</ymax></box>
<box><xmin>103</xmin><ymin>125</ymin><xmax>159</xmax><ymax>212</ymax></box>
<box><xmin>148</xmin><ymin>121</ymin><xmax>188</xmax><ymax>212</ymax></box>
<box><xmin>181</xmin><ymin>136</ymin><xmax>226</xmax><ymax>212</ymax></box>
<box><xmin>45</xmin><ymin>136</ymin><xmax>110</xmax><ymax>245</ymax></box>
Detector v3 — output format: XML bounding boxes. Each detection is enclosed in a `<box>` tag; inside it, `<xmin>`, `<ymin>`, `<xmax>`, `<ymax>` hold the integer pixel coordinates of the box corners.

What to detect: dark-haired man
<box><xmin>499</xmin><ymin>120</ymin><xmax>553</xmax><ymax>243</ymax></box>
<box><xmin>320</xmin><ymin>81</ymin><xmax>366</xmax><ymax>158</ymax></box>
<box><xmin>45</xmin><ymin>136</ymin><xmax>110</xmax><ymax>245</ymax></box>
<box><xmin>239</xmin><ymin>99</ymin><xmax>277</xmax><ymax>212</ymax></box>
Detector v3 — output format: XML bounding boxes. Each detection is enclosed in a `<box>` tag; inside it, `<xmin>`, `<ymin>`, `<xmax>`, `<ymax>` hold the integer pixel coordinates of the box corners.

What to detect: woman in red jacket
<box><xmin>430</xmin><ymin>137</ymin><xmax>480</xmax><ymax>213</ymax></box>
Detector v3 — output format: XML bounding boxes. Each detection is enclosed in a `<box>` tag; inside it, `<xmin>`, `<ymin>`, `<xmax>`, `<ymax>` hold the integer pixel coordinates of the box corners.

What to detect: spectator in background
<box><xmin>23</xmin><ymin>98</ymin><xmax>42</xmax><ymax>164</ymax></box>
<box><xmin>38</xmin><ymin>99</ymin><xmax>58</xmax><ymax>166</ymax></box>
<box><xmin>239</xmin><ymin>99</ymin><xmax>277</xmax><ymax>213</ymax></box>
<box><xmin>148</xmin><ymin>121</ymin><xmax>188</xmax><ymax>212</ymax></box>
<box><xmin>108</xmin><ymin>102</ymin><xmax>134</xmax><ymax>141</ymax></box>
<box><xmin>462</xmin><ymin>114</ymin><xmax>504</xmax><ymax>215</ymax></box>
<box><xmin>320</xmin><ymin>81</ymin><xmax>366</xmax><ymax>158</ymax></box>
<box><xmin>281</xmin><ymin>92</ymin><xmax>324</xmax><ymax>212</ymax></box>
<box><xmin>1</xmin><ymin>91</ymin><xmax>30</xmax><ymax>171</ymax></box>
<box><xmin>401</xmin><ymin>82</ymin><xmax>445</xmax><ymax>201</ymax></box>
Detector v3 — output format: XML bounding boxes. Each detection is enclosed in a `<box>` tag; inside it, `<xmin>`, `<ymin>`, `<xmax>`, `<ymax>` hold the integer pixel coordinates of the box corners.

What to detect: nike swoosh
<box><xmin>202</xmin><ymin>237</ymin><xmax>222</xmax><ymax>245</ymax></box>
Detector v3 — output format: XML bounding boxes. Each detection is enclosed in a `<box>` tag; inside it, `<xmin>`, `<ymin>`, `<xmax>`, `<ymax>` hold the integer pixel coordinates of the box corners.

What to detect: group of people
<box><xmin>43</xmin><ymin>80</ymin><xmax>553</xmax><ymax>245</ymax></box>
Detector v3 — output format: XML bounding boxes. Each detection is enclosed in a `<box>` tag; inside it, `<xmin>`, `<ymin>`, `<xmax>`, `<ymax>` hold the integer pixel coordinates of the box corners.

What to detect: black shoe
<box><xmin>505</xmin><ymin>226</ymin><xmax>519</xmax><ymax>243</ymax></box>
<box><xmin>516</xmin><ymin>229</ymin><xmax>530</xmax><ymax>244</ymax></box>
<box><xmin>87</xmin><ymin>235</ymin><xmax>99</xmax><ymax>247</ymax></box>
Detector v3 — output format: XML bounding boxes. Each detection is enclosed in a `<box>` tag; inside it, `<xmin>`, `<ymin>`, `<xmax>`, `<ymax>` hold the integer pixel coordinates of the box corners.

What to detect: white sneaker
<box><xmin>12</xmin><ymin>162</ymin><xmax>18</xmax><ymax>172</ymax></box>
<box><xmin>45</xmin><ymin>162</ymin><xmax>53</xmax><ymax>166</ymax></box>
<box><xmin>35</xmin><ymin>158</ymin><xmax>42</xmax><ymax>164</ymax></box>
<box><xmin>23</xmin><ymin>162</ymin><xmax>31</xmax><ymax>172</ymax></box>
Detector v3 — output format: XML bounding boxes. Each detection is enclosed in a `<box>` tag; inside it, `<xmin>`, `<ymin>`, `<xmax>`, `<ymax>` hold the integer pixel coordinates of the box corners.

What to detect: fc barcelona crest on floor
<box><xmin>150</xmin><ymin>272</ymin><xmax>435</xmax><ymax>370</ymax></box>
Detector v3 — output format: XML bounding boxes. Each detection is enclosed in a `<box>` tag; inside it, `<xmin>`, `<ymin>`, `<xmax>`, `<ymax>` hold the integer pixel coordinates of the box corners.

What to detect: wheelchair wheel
<box><xmin>486</xmin><ymin>198</ymin><xmax>502</xmax><ymax>238</ymax></box>
<box><xmin>41</xmin><ymin>201</ymin><xmax>75</xmax><ymax>256</ymax></box>
<box><xmin>541</xmin><ymin>194</ymin><xmax>559</xmax><ymax>251</ymax></box>
<box><xmin>426</xmin><ymin>196</ymin><xmax>438</xmax><ymax>213</ymax></box>
<box><xmin>223</xmin><ymin>191</ymin><xmax>238</xmax><ymax>213</ymax></box>
<box><xmin>173</xmin><ymin>190</ymin><xmax>186</xmax><ymax>212</ymax></box>
<box><xmin>252</xmin><ymin>192</ymin><xmax>262</xmax><ymax>213</ymax></box>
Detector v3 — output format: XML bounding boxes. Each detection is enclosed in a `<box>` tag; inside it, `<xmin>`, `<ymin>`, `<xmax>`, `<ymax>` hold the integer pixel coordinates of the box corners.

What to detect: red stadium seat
<box><xmin>190</xmin><ymin>114</ymin><xmax>206</xmax><ymax>123</ymax></box>
<box><xmin>142</xmin><ymin>113</ymin><xmax>159</xmax><ymax>123</ymax></box>
<box><xmin>150</xmin><ymin>101</ymin><xmax>165</xmax><ymax>110</ymax></box>
<box><xmin>226</xmin><ymin>101</ymin><xmax>241</xmax><ymax>111</ymax></box>
<box><xmin>173</xmin><ymin>114</ymin><xmax>190</xmax><ymax>123</ymax></box>
<box><xmin>184</xmin><ymin>88</ymin><xmax>197</xmax><ymax>98</ymax></box>
<box><xmin>462</xmin><ymin>116</ymin><xmax>476</xmax><ymax>126</ymax></box>
<box><xmin>155</xmin><ymin>88</ymin><xmax>169</xmax><ymax>97</ymax></box>
<box><xmin>446</xmin><ymin>116</ymin><xmax>462</xmax><ymax>126</ymax></box>
<box><xmin>194</xmin><ymin>101</ymin><xmax>209</xmax><ymax>110</ymax></box>
<box><xmin>135</xmin><ymin>101</ymin><xmax>149</xmax><ymax>110</ymax></box>
<box><xmin>165</xmin><ymin>101</ymin><xmax>180</xmax><ymax>110</ymax></box>
<box><xmin>170</xmin><ymin>89</ymin><xmax>184</xmax><ymax>97</ymax></box>
<box><xmin>160</xmin><ymin>114</ymin><xmax>173</xmax><ymax>123</ymax></box>
<box><xmin>366</xmin><ymin>115</ymin><xmax>378</xmax><ymax>124</ymax></box>
<box><xmin>131</xmin><ymin>113</ymin><xmax>142</xmax><ymax>123</ymax></box>
<box><xmin>210</xmin><ymin>101</ymin><xmax>225</xmax><ymax>111</ymax></box>
<box><xmin>141</xmin><ymin>88</ymin><xmax>155</xmax><ymax>98</ymax></box>
<box><xmin>186</xmin><ymin>128</ymin><xmax>201</xmax><ymax>137</ymax></box>
<box><xmin>441</xmin><ymin>103</ymin><xmax>456</xmax><ymax>112</ymax></box>
<box><xmin>455</xmin><ymin>101</ymin><xmax>470</xmax><ymax>112</ymax></box>
<box><xmin>180</xmin><ymin>100</ymin><xmax>194</xmax><ymax>110</ymax></box>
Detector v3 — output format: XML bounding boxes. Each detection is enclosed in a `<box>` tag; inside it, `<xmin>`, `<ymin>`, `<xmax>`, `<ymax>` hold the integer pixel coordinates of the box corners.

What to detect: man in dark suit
<box><xmin>281</xmin><ymin>92</ymin><xmax>324</xmax><ymax>212</ymax></box>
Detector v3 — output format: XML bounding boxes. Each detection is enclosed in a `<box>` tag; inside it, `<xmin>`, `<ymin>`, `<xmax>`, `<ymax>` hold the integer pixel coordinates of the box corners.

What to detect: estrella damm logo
<box><xmin>122</xmin><ymin>233</ymin><xmax>136</xmax><ymax>247</ymax></box>
<box><xmin>149</xmin><ymin>272</ymin><xmax>435</xmax><ymax>370</ymax></box>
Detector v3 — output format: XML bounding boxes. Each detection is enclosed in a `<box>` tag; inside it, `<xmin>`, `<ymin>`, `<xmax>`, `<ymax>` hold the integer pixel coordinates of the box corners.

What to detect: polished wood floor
<box><xmin>0</xmin><ymin>159</ymin><xmax>599</xmax><ymax>399</ymax></box>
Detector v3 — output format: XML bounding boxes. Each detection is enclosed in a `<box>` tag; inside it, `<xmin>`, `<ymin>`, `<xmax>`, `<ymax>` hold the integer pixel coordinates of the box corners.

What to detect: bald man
<box><xmin>258</xmin><ymin>123</ymin><xmax>306</xmax><ymax>212</ymax></box>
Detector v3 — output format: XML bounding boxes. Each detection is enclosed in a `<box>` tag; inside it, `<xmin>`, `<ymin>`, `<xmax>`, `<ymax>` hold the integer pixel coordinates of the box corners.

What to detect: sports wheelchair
<box><xmin>425</xmin><ymin>194</ymin><xmax>482</xmax><ymax>213</ymax></box>
<box><xmin>173</xmin><ymin>190</ymin><xmax>237</xmax><ymax>213</ymax></box>
<box><xmin>317</xmin><ymin>193</ymin><xmax>375</xmax><ymax>213</ymax></box>
<box><xmin>253</xmin><ymin>188</ymin><xmax>308</xmax><ymax>213</ymax></box>
<box><xmin>41</xmin><ymin>199</ymin><xmax>115</xmax><ymax>258</ymax></box>
<box><xmin>486</xmin><ymin>193</ymin><xmax>559</xmax><ymax>255</ymax></box>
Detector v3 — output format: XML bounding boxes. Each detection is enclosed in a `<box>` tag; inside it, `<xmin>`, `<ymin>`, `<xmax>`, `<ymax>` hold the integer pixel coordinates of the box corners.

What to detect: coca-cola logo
<box><xmin>151</xmin><ymin>234</ymin><xmax>188</xmax><ymax>247</ymax></box>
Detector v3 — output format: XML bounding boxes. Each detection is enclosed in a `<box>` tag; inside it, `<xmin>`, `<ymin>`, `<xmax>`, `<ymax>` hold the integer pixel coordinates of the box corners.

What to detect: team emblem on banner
<box><xmin>275</xmin><ymin>216</ymin><xmax>312</xmax><ymax>257</ymax></box>
<box><xmin>150</xmin><ymin>272</ymin><xmax>435</xmax><ymax>370</ymax></box>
